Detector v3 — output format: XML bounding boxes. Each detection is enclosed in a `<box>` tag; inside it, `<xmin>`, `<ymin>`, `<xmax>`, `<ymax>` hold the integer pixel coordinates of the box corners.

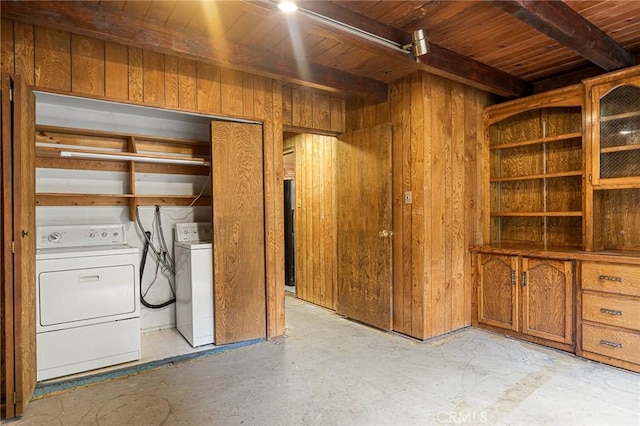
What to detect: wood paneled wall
<box><xmin>1</xmin><ymin>18</ymin><xmax>286</xmax><ymax>338</ymax></box>
<box><xmin>282</xmin><ymin>85</ymin><xmax>345</xmax><ymax>134</ymax></box>
<box><xmin>347</xmin><ymin>72</ymin><xmax>490</xmax><ymax>340</ymax></box>
<box><xmin>285</xmin><ymin>133</ymin><xmax>338</xmax><ymax>309</ymax></box>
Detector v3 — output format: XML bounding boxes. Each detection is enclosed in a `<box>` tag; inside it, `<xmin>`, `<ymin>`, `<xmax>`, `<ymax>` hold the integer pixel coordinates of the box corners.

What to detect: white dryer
<box><xmin>36</xmin><ymin>224</ymin><xmax>141</xmax><ymax>381</ymax></box>
<box><xmin>174</xmin><ymin>222</ymin><xmax>213</xmax><ymax>347</ymax></box>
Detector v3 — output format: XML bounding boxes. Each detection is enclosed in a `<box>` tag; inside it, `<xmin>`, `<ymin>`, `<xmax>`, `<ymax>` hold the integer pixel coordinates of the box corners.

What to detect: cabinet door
<box><xmin>477</xmin><ymin>254</ymin><xmax>518</xmax><ymax>331</ymax></box>
<box><xmin>591</xmin><ymin>82</ymin><xmax>640</xmax><ymax>186</ymax></box>
<box><xmin>521</xmin><ymin>258</ymin><xmax>573</xmax><ymax>344</ymax></box>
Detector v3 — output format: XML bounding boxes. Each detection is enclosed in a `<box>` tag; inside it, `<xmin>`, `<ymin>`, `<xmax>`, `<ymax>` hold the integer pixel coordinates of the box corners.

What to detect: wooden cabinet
<box><xmin>580</xmin><ymin>261</ymin><xmax>640</xmax><ymax>373</ymax></box>
<box><xmin>476</xmin><ymin>253</ymin><xmax>573</xmax><ymax>349</ymax></box>
<box><xmin>484</xmin><ymin>85</ymin><xmax>583</xmax><ymax>248</ymax></box>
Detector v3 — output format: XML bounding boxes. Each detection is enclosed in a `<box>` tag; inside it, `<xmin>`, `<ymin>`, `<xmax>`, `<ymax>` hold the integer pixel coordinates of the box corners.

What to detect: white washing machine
<box><xmin>174</xmin><ymin>222</ymin><xmax>213</xmax><ymax>347</ymax></box>
<box><xmin>36</xmin><ymin>224</ymin><xmax>141</xmax><ymax>381</ymax></box>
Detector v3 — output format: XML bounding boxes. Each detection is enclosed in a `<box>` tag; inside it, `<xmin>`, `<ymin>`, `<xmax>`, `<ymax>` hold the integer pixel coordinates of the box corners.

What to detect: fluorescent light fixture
<box><xmin>277</xmin><ymin>2</ymin><xmax>430</xmax><ymax>59</ymax></box>
<box><xmin>278</xmin><ymin>1</ymin><xmax>298</xmax><ymax>13</ymax></box>
<box><xmin>60</xmin><ymin>151</ymin><xmax>210</xmax><ymax>166</ymax></box>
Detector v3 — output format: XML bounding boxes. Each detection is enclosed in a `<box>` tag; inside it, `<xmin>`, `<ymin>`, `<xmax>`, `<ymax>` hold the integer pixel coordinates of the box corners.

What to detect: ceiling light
<box><xmin>278</xmin><ymin>1</ymin><xmax>298</xmax><ymax>13</ymax></box>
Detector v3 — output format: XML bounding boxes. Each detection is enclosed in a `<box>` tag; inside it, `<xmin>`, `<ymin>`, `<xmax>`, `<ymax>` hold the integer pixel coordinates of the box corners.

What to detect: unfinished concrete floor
<box><xmin>11</xmin><ymin>296</ymin><xmax>640</xmax><ymax>425</ymax></box>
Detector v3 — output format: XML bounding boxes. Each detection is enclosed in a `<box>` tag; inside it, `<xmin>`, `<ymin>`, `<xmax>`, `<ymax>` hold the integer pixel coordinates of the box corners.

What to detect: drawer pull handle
<box><xmin>600</xmin><ymin>339</ymin><xmax>623</xmax><ymax>349</ymax></box>
<box><xmin>599</xmin><ymin>275</ymin><xmax>622</xmax><ymax>282</ymax></box>
<box><xmin>600</xmin><ymin>308</ymin><xmax>623</xmax><ymax>316</ymax></box>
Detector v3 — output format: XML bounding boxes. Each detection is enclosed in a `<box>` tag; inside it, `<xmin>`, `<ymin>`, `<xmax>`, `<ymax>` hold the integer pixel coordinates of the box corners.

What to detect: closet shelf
<box><xmin>600</xmin><ymin>144</ymin><xmax>640</xmax><ymax>154</ymax></box>
<box><xmin>600</xmin><ymin>110</ymin><xmax>640</xmax><ymax>122</ymax></box>
<box><xmin>36</xmin><ymin>147</ymin><xmax>210</xmax><ymax>166</ymax></box>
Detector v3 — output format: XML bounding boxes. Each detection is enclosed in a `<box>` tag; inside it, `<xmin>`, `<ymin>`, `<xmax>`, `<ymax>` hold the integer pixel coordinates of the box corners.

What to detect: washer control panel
<box><xmin>37</xmin><ymin>224</ymin><xmax>127</xmax><ymax>248</ymax></box>
<box><xmin>175</xmin><ymin>222</ymin><xmax>212</xmax><ymax>243</ymax></box>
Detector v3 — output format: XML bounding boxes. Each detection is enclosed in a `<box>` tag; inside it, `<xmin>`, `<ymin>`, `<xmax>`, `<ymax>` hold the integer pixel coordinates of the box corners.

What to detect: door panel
<box><xmin>211</xmin><ymin>121</ymin><xmax>266</xmax><ymax>344</ymax></box>
<box><xmin>522</xmin><ymin>258</ymin><xmax>573</xmax><ymax>344</ymax></box>
<box><xmin>1</xmin><ymin>74</ymin><xmax>36</xmax><ymax>418</ymax></box>
<box><xmin>336</xmin><ymin>124</ymin><xmax>392</xmax><ymax>330</ymax></box>
<box><xmin>1</xmin><ymin>75</ymin><xmax>16</xmax><ymax>418</ymax></box>
<box><xmin>477</xmin><ymin>254</ymin><xmax>518</xmax><ymax>331</ymax></box>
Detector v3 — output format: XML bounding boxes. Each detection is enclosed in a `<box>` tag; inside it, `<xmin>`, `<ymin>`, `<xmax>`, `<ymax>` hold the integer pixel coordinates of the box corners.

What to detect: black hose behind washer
<box><xmin>140</xmin><ymin>230</ymin><xmax>176</xmax><ymax>309</ymax></box>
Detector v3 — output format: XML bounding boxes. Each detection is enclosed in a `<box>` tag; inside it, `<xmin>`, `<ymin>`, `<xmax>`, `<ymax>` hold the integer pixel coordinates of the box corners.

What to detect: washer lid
<box><xmin>175</xmin><ymin>241</ymin><xmax>212</xmax><ymax>250</ymax></box>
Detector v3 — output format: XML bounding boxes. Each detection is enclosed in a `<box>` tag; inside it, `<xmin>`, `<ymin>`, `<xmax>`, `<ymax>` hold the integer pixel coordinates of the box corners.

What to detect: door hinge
<box><xmin>521</xmin><ymin>271</ymin><xmax>527</xmax><ymax>287</ymax></box>
<box><xmin>9</xmin><ymin>87</ymin><xmax>14</xmax><ymax>102</ymax></box>
<box><xmin>11</xmin><ymin>241</ymin><xmax>15</xmax><ymax>254</ymax></box>
<box><xmin>511</xmin><ymin>270</ymin><xmax>516</xmax><ymax>285</ymax></box>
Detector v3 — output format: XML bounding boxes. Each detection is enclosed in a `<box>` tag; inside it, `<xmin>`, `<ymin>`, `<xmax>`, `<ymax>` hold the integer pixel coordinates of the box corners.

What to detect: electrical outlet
<box><xmin>404</xmin><ymin>191</ymin><xmax>412</xmax><ymax>204</ymax></box>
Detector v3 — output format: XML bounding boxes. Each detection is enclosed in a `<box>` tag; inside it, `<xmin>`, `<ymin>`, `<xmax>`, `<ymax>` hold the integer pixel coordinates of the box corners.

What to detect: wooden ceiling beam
<box><xmin>265</xmin><ymin>0</ymin><xmax>531</xmax><ymax>98</ymax></box>
<box><xmin>0</xmin><ymin>0</ymin><xmax>388</xmax><ymax>102</ymax></box>
<box><xmin>492</xmin><ymin>0</ymin><xmax>633</xmax><ymax>71</ymax></box>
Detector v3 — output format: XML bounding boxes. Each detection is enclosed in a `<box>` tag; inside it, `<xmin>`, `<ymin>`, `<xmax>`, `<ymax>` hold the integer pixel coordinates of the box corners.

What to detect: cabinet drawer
<box><xmin>582</xmin><ymin>262</ymin><xmax>640</xmax><ymax>297</ymax></box>
<box><xmin>582</xmin><ymin>323</ymin><xmax>640</xmax><ymax>365</ymax></box>
<box><xmin>583</xmin><ymin>293</ymin><xmax>640</xmax><ymax>331</ymax></box>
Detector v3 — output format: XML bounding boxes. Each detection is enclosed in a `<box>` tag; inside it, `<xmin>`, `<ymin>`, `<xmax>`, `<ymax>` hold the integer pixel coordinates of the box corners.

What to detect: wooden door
<box><xmin>477</xmin><ymin>254</ymin><xmax>519</xmax><ymax>331</ymax></box>
<box><xmin>336</xmin><ymin>124</ymin><xmax>392</xmax><ymax>330</ymax></box>
<box><xmin>1</xmin><ymin>74</ymin><xmax>36</xmax><ymax>418</ymax></box>
<box><xmin>211</xmin><ymin>121</ymin><xmax>266</xmax><ymax>344</ymax></box>
<box><xmin>521</xmin><ymin>258</ymin><xmax>573</xmax><ymax>344</ymax></box>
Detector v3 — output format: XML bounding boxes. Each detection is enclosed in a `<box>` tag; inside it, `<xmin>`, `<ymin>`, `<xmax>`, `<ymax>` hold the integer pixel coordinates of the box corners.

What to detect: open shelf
<box><xmin>490</xmin><ymin>170</ymin><xmax>581</xmax><ymax>182</ymax></box>
<box><xmin>489</xmin><ymin>132</ymin><xmax>582</xmax><ymax>150</ymax></box>
<box><xmin>600</xmin><ymin>144</ymin><xmax>640</xmax><ymax>154</ymax></box>
<box><xmin>490</xmin><ymin>211</ymin><xmax>583</xmax><ymax>217</ymax></box>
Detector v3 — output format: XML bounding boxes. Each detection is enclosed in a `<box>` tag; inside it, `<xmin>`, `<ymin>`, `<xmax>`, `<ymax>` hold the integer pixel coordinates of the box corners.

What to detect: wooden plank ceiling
<box><xmin>2</xmin><ymin>1</ymin><xmax>640</xmax><ymax>101</ymax></box>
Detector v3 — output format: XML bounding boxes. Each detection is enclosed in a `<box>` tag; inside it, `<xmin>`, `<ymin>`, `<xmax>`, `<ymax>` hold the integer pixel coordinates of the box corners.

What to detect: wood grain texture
<box><xmin>1</xmin><ymin>19</ymin><xmax>15</xmax><ymax>74</ymax></box>
<box><xmin>522</xmin><ymin>258</ymin><xmax>573</xmax><ymax>344</ymax></box>
<box><xmin>71</xmin><ymin>34</ymin><xmax>105</xmax><ymax>96</ymax></box>
<box><xmin>178</xmin><ymin>57</ymin><xmax>197</xmax><ymax>110</ymax></box>
<box><xmin>143</xmin><ymin>49</ymin><xmax>165</xmax><ymax>105</ymax></box>
<box><xmin>1</xmin><ymin>74</ymin><xmax>16</xmax><ymax>419</ymax></box>
<box><xmin>221</xmin><ymin>68</ymin><xmax>243</xmax><ymax>116</ymax></box>
<box><xmin>282</xmin><ymin>85</ymin><xmax>345</xmax><ymax>133</ymax></box>
<box><xmin>127</xmin><ymin>46</ymin><xmax>143</xmax><ymax>102</ymax></box>
<box><xmin>212</xmin><ymin>121</ymin><xmax>266</xmax><ymax>344</ymax></box>
<box><xmin>104</xmin><ymin>41</ymin><xmax>128</xmax><ymax>99</ymax></box>
<box><xmin>196</xmin><ymin>62</ymin><xmax>221</xmax><ymax>113</ymax></box>
<box><xmin>13</xmin><ymin>22</ymin><xmax>34</xmax><ymax>85</ymax></box>
<box><xmin>163</xmin><ymin>55</ymin><xmax>179</xmax><ymax>108</ymax></box>
<box><xmin>583</xmin><ymin>293</ymin><xmax>640</xmax><ymax>330</ymax></box>
<box><xmin>290</xmin><ymin>133</ymin><xmax>337</xmax><ymax>310</ymax></box>
<box><xmin>35</xmin><ymin>27</ymin><xmax>70</xmax><ymax>91</ymax></box>
<box><xmin>12</xmin><ymin>76</ymin><xmax>37</xmax><ymax>417</ymax></box>
<box><xmin>478</xmin><ymin>254</ymin><xmax>518</xmax><ymax>330</ymax></box>
<box><xmin>336</xmin><ymin>124</ymin><xmax>392</xmax><ymax>330</ymax></box>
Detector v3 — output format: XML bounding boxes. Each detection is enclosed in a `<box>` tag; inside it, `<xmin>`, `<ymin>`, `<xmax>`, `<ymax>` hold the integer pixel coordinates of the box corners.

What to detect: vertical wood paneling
<box><xmin>71</xmin><ymin>34</ymin><xmax>105</xmax><ymax>96</ymax></box>
<box><xmin>1</xmin><ymin>19</ymin><xmax>15</xmax><ymax>74</ymax></box>
<box><xmin>128</xmin><ymin>47</ymin><xmax>143</xmax><ymax>102</ymax></box>
<box><xmin>331</xmin><ymin>98</ymin><xmax>344</xmax><ymax>133</ymax></box>
<box><xmin>13</xmin><ymin>22</ymin><xmax>34</xmax><ymax>85</ymax></box>
<box><xmin>221</xmin><ymin>67</ymin><xmax>243</xmax><ymax>116</ymax></box>
<box><xmin>34</xmin><ymin>27</ymin><xmax>70</xmax><ymax>91</ymax></box>
<box><xmin>196</xmin><ymin>62</ymin><xmax>221</xmax><ymax>113</ymax></box>
<box><xmin>410</xmin><ymin>72</ymin><xmax>425</xmax><ymax>338</ymax></box>
<box><xmin>105</xmin><ymin>41</ymin><xmax>129</xmax><ymax>100</ymax></box>
<box><xmin>143</xmin><ymin>50</ymin><xmax>165</xmax><ymax>105</ymax></box>
<box><xmin>347</xmin><ymin>70</ymin><xmax>488</xmax><ymax>340</ymax></box>
<box><xmin>450</xmin><ymin>82</ymin><xmax>466</xmax><ymax>330</ymax></box>
<box><xmin>292</xmin><ymin>133</ymin><xmax>337</xmax><ymax>310</ymax></box>
<box><xmin>177</xmin><ymin>57</ymin><xmax>197</xmax><ymax>110</ymax></box>
<box><xmin>390</xmin><ymin>79</ymin><xmax>405</xmax><ymax>332</ymax></box>
<box><xmin>164</xmin><ymin>55</ymin><xmax>179</xmax><ymax>108</ymax></box>
<box><xmin>242</xmin><ymin>72</ymin><xmax>255</xmax><ymax>118</ymax></box>
<box><xmin>313</xmin><ymin>94</ymin><xmax>331</xmax><ymax>130</ymax></box>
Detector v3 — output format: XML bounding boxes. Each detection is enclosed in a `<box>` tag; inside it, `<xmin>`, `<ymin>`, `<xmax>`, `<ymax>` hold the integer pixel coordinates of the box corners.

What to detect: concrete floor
<box><xmin>11</xmin><ymin>296</ymin><xmax>640</xmax><ymax>425</ymax></box>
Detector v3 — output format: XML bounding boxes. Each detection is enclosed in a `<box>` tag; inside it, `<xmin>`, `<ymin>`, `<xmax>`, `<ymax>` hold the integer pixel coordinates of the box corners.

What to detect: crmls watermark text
<box><xmin>435</xmin><ymin>410</ymin><xmax>488</xmax><ymax>424</ymax></box>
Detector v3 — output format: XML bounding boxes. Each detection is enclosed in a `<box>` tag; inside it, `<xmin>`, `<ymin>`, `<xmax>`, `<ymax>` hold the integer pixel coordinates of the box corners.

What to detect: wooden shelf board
<box><xmin>600</xmin><ymin>144</ymin><xmax>640</xmax><ymax>154</ymax></box>
<box><xmin>36</xmin><ymin>193</ymin><xmax>210</xmax><ymax>207</ymax></box>
<box><xmin>491</xmin><ymin>170</ymin><xmax>582</xmax><ymax>182</ymax></box>
<box><xmin>489</xmin><ymin>132</ymin><xmax>582</xmax><ymax>150</ymax></box>
<box><xmin>600</xmin><ymin>110</ymin><xmax>640</xmax><ymax>122</ymax></box>
<box><xmin>490</xmin><ymin>211</ymin><xmax>583</xmax><ymax>217</ymax></box>
<box><xmin>36</xmin><ymin>146</ymin><xmax>209</xmax><ymax>165</ymax></box>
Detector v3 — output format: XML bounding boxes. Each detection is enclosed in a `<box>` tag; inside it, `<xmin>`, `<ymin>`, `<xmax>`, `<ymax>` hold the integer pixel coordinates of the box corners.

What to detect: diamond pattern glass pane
<box><xmin>600</xmin><ymin>85</ymin><xmax>640</xmax><ymax>179</ymax></box>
